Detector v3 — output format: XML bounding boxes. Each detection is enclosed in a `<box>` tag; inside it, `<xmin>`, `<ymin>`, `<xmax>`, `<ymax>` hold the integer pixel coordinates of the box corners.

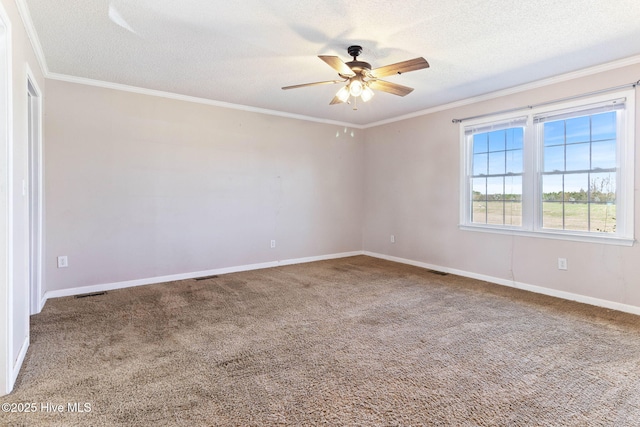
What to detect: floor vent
<box><xmin>75</xmin><ymin>291</ymin><xmax>107</xmax><ymax>299</ymax></box>
<box><xmin>427</xmin><ymin>269</ymin><xmax>449</xmax><ymax>276</ymax></box>
<box><xmin>194</xmin><ymin>275</ymin><xmax>219</xmax><ymax>281</ymax></box>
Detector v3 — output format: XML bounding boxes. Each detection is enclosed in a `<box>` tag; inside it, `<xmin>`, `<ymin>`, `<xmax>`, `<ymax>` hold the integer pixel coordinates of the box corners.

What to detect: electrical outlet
<box><xmin>57</xmin><ymin>256</ymin><xmax>68</xmax><ymax>268</ymax></box>
<box><xmin>270</xmin><ymin>240</ymin><xmax>276</xmax><ymax>249</ymax></box>
<box><xmin>390</xmin><ymin>234</ymin><xmax>396</xmax><ymax>243</ymax></box>
<box><xmin>558</xmin><ymin>258</ymin><xmax>567</xmax><ymax>270</ymax></box>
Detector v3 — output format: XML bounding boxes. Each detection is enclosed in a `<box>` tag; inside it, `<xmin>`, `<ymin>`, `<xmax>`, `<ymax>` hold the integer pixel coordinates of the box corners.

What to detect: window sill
<box><xmin>459</xmin><ymin>224</ymin><xmax>635</xmax><ymax>247</ymax></box>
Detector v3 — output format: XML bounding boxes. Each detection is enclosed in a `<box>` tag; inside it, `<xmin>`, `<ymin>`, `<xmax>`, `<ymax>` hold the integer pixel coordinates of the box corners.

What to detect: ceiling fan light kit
<box><xmin>336</xmin><ymin>86</ymin><xmax>351</xmax><ymax>103</ymax></box>
<box><xmin>283</xmin><ymin>45</ymin><xmax>429</xmax><ymax>110</ymax></box>
<box><xmin>349</xmin><ymin>79</ymin><xmax>364</xmax><ymax>97</ymax></box>
<box><xmin>360</xmin><ymin>85</ymin><xmax>374</xmax><ymax>102</ymax></box>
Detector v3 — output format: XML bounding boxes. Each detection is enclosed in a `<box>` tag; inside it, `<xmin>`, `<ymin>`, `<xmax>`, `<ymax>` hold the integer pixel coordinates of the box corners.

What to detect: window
<box><xmin>460</xmin><ymin>90</ymin><xmax>635</xmax><ymax>245</ymax></box>
<box><xmin>469</xmin><ymin>119</ymin><xmax>525</xmax><ymax>227</ymax></box>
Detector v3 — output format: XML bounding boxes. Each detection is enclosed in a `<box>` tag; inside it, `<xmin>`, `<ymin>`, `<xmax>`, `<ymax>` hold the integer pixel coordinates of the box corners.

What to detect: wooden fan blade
<box><xmin>329</xmin><ymin>95</ymin><xmax>345</xmax><ymax>105</ymax></box>
<box><xmin>371</xmin><ymin>57</ymin><xmax>429</xmax><ymax>78</ymax></box>
<box><xmin>368</xmin><ymin>80</ymin><xmax>414</xmax><ymax>96</ymax></box>
<box><xmin>282</xmin><ymin>80</ymin><xmax>344</xmax><ymax>90</ymax></box>
<box><xmin>318</xmin><ymin>55</ymin><xmax>356</xmax><ymax>77</ymax></box>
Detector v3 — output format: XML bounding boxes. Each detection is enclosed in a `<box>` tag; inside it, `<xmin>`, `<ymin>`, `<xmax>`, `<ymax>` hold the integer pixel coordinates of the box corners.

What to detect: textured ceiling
<box><xmin>21</xmin><ymin>0</ymin><xmax>640</xmax><ymax>126</ymax></box>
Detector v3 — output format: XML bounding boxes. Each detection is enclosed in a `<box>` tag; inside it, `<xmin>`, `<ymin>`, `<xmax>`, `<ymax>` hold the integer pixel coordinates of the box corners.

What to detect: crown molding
<box><xmin>14</xmin><ymin>0</ymin><xmax>49</xmax><ymax>76</ymax></box>
<box><xmin>47</xmin><ymin>72</ymin><xmax>366</xmax><ymax>129</ymax></box>
<box><xmin>49</xmin><ymin>53</ymin><xmax>640</xmax><ymax>130</ymax></box>
<box><xmin>363</xmin><ymin>54</ymin><xmax>640</xmax><ymax>128</ymax></box>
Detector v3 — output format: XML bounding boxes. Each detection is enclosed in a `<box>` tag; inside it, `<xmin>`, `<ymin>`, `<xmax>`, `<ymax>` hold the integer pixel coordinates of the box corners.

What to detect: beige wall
<box><xmin>44</xmin><ymin>62</ymin><xmax>640</xmax><ymax>314</ymax></box>
<box><xmin>363</xmin><ymin>63</ymin><xmax>640</xmax><ymax>310</ymax></box>
<box><xmin>44</xmin><ymin>80</ymin><xmax>364</xmax><ymax>292</ymax></box>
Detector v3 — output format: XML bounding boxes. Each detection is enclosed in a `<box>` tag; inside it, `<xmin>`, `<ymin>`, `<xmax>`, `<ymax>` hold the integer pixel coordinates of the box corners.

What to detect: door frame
<box><xmin>27</xmin><ymin>66</ymin><xmax>42</xmax><ymax>315</ymax></box>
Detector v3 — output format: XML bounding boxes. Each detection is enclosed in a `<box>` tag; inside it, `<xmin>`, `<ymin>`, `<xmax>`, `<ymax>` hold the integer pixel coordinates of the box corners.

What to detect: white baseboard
<box><xmin>42</xmin><ymin>251</ymin><xmax>365</xmax><ymax>303</ymax></box>
<box><xmin>364</xmin><ymin>251</ymin><xmax>640</xmax><ymax>316</ymax></box>
<box><xmin>11</xmin><ymin>336</ymin><xmax>29</xmax><ymax>386</ymax></box>
<box><xmin>41</xmin><ymin>250</ymin><xmax>640</xmax><ymax>317</ymax></box>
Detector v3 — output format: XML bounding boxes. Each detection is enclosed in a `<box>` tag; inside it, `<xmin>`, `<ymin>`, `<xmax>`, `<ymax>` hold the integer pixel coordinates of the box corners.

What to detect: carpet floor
<box><xmin>2</xmin><ymin>255</ymin><xmax>640</xmax><ymax>426</ymax></box>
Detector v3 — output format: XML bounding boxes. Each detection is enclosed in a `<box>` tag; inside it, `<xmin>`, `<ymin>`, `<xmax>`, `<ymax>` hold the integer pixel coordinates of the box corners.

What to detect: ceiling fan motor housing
<box><xmin>341</xmin><ymin>61</ymin><xmax>371</xmax><ymax>78</ymax></box>
<box><xmin>347</xmin><ymin>45</ymin><xmax>363</xmax><ymax>58</ymax></box>
<box><xmin>342</xmin><ymin>46</ymin><xmax>371</xmax><ymax>78</ymax></box>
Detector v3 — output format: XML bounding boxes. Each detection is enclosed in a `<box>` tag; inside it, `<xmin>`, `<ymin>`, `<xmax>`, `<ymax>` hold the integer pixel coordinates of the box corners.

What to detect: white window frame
<box><xmin>460</xmin><ymin>89</ymin><xmax>635</xmax><ymax>246</ymax></box>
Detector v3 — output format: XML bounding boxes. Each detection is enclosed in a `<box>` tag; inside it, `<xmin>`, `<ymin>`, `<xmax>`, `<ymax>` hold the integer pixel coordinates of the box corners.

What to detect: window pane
<box><xmin>473</xmin><ymin>153</ymin><xmax>488</xmax><ymax>176</ymax></box>
<box><xmin>472</xmin><ymin>201</ymin><xmax>487</xmax><ymax>223</ymax></box>
<box><xmin>564</xmin><ymin>173</ymin><xmax>588</xmax><ymax>201</ymax></box>
<box><xmin>486</xmin><ymin>177</ymin><xmax>504</xmax><ymax>225</ymax></box>
<box><xmin>487</xmin><ymin>177</ymin><xmax>503</xmax><ymax>198</ymax></box>
<box><xmin>589</xmin><ymin>171</ymin><xmax>616</xmax><ymax>232</ymax></box>
<box><xmin>472</xmin><ymin>178</ymin><xmax>486</xmax><ymax>199</ymax></box>
<box><xmin>591</xmin><ymin>140</ymin><xmax>616</xmax><ymax>170</ymax></box>
<box><xmin>590</xmin><ymin>203</ymin><xmax>616</xmax><ymax>233</ymax></box>
<box><xmin>488</xmin><ymin>130</ymin><xmax>506</xmax><ymax>151</ymax></box>
<box><xmin>473</xmin><ymin>134</ymin><xmax>488</xmax><ymax>153</ymax></box>
<box><xmin>565</xmin><ymin>116</ymin><xmax>590</xmax><ymax>144</ymax></box>
<box><xmin>589</xmin><ymin>173</ymin><xmax>616</xmax><ymax>203</ymax></box>
<box><xmin>565</xmin><ymin>143</ymin><xmax>590</xmax><ymax>171</ymax></box>
<box><xmin>505</xmin><ymin>176</ymin><xmax>522</xmax><ymax>226</ymax></box>
<box><xmin>544</xmin><ymin>121</ymin><xmax>564</xmax><ymax>146</ymax></box>
<box><xmin>488</xmin><ymin>151</ymin><xmax>506</xmax><ymax>175</ymax></box>
<box><xmin>563</xmin><ymin>173</ymin><xmax>589</xmax><ymax>231</ymax></box>
<box><xmin>471</xmin><ymin>178</ymin><xmax>487</xmax><ymax>223</ymax></box>
<box><xmin>564</xmin><ymin>202</ymin><xmax>589</xmax><ymax>231</ymax></box>
<box><xmin>486</xmin><ymin>200</ymin><xmax>504</xmax><ymax>225</ymax></box>
<box><xmin>591</xmin><ymin>111</ymin><xmax>616</xmax><ymax>141</ymax></box>
<box><xmin>505</xmin><ymin>175</ymin><xmax>522</xmax><ymax>200</ymax></box>
<box><xmin>542</xmin><ymin>201</ymin><xmax>563</xmax><ymax>229</ymax></box>
<box><xmin>542</xmin><ymin>175</ymin><xmax>563</xmax><ymax>229</ymax></box>
<box><xmin>506</xmin><ymin>128</ymin><xmax>523</xmax><ymax>150</ymax></box>
<box><xmin>542</xmin><ymin>175</ymin><xmax>563</xmax><ymax>201</ymax></box>
<box><xmin>544</xmin><ymin>145</ymin><xmax>564</xmax><ymax>172</ymax></box>
<box><xmin>506</xmin><ymin>149</ymin><xmax>523</xmax><ymax>174</ymax></box>
<box><xmin>504</xmin><ymin>201</ymin><xmax>522</xmax><ymax>226</ymax></box>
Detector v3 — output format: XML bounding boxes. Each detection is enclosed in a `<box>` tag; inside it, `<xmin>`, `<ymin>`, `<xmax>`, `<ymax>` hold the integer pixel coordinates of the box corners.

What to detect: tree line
<box><xmin>473</xmin><ymin>176</ymin><xmax>615</xmax><ymax>203</ymax></box>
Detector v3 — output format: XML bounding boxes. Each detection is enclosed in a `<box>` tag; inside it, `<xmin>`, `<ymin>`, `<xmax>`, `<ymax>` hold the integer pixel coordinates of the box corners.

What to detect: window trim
<box><xmin>459</xmin><ymin>89</ymin><xmax>635</xmax><ymax>246</ymax></box>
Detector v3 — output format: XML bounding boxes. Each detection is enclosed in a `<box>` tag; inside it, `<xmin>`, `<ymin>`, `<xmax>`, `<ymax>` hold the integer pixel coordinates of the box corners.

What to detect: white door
<box><xmin>0</xmin><ymin>3</ymin><xmax>12</xmax><ymax>396</ymax></box>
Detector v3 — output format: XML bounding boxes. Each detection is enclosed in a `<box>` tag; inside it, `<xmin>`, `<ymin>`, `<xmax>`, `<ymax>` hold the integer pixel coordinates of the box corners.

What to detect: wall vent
<box><xmin>75</xmin><ymin>291</ymin><xmax>107</xmax><ymax>299</ymax></box>
<box><xmin>194</xmin><ymin>275</ymin><xmax>219</xmax><ymax>281</ymax></box>
<box><xmin>427</xmin><ymin>269</ymin><xmax>449</xmax><ymax>276</ymax></box>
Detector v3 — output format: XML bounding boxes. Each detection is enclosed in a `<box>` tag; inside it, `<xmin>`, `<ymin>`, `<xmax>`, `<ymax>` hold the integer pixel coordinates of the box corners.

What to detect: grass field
<box><xmin>472</xmin><ymin>201</ymin><xmax>616</xmax><ymax>232</ymax></box>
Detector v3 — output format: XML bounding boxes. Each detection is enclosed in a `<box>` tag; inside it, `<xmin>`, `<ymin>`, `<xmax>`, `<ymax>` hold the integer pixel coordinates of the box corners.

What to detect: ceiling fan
<box><xmin>282</xmin><ymin>45</ymin><xmax>429</xmax><ymax>109</ymax></box>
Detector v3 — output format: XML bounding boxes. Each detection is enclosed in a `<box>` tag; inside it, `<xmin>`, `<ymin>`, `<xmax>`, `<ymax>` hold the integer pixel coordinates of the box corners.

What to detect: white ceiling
<box><xmin>21</xmin><ymin>0</ymin><xmax>640</xmax><ymax>126</ymax></box>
